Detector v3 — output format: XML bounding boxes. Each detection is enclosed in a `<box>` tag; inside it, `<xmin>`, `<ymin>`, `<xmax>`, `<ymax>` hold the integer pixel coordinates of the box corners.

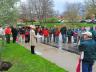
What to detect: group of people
<box><xmin>34</xmin><ymin>25</ymin><xmax>96</xmax><ymax>45</ymax></box>
<box><xmin>0</xmin><ymin>25</ymin><xmax>36</xmax><ymax>45</ymax></box>
<box><xmin>0</xmin><ymin>25</ymin><xmax>18</xmax><ymax>44</ymax></box>
<box><xmin>0</xmin><ymin>24</ymin><xmax>96</xmax><ymax>72</ymax></box>
<box><xmin>18</xmin><ymin>25</ymin><xmax>96</xmax><ymax>72</ymax></box>
<box><xmin>17</xmin><ymin>25</ymin><xmax>96</xmax><ymax>72</ymax></box>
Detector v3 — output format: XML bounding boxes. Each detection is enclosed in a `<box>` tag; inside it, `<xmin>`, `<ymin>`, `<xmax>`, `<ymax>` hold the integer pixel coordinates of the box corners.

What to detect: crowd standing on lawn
<box><xmin>0</xmin><ymin>24</ymin><xmax>96</xmax><ymax>72</ymax></box>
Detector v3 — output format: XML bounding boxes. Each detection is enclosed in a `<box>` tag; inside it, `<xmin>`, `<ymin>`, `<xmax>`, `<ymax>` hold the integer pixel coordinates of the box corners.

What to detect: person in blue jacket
<box><xmin>79</xmin><ymin>31</ymin><xmax>96</xmax><ymax>72</ymax></box>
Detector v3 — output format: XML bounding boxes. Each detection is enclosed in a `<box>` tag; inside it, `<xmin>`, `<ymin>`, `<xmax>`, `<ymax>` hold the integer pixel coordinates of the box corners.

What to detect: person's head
<box><xmin>13</xmin><ymin>25</ymin><xmax>16</xmax><ymax>28</ymax></box>
<box><xmin>6</xmin><ymin>25</ymin><xmax>10</xmax><ymax>28</ymax></box>
<box><xmin>82</xmin><ymin>31</ymin><xmax>92</xmax><ymax>40</ymax></box>
<box><xmin>30</xmin><ymin>25</ymin><xmax>35</xmax><ymax>30</ymax></box>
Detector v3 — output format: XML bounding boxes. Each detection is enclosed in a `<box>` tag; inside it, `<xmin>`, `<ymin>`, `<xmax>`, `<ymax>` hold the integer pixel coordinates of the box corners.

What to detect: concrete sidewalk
<box><xmin>19</xmin><ymin>42</ymin><xmax>96</xmax><ymax>72</ymax></box>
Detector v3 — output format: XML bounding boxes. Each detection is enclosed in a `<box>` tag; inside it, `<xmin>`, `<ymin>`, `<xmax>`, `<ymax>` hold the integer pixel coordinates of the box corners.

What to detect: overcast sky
<box><xmin>53</xmin><ymin>0</ymin><xmax>84</xmax><ymax>13</ymax></box>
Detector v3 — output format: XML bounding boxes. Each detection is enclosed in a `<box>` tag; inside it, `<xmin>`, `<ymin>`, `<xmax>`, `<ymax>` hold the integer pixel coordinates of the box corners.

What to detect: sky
<box><xmin>21</xmin><ymin>0</ymin><xmax>84</xmax><ymax>13</ymax></box>
<box><xmin>54</xmin><ymin>0</ymin><xmax>84</xmax><ymax>13</ymax></box>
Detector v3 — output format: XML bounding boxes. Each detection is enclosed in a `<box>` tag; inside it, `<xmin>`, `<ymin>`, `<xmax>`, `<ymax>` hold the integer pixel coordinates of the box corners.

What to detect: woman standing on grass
<box><xmin>30</xmin><ymin>25</ymin><xmax>36</xmax><ymax>54</ymax></box>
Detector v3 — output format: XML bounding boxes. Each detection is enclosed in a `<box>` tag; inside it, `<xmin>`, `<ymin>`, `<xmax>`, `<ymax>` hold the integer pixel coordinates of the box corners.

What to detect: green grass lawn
<box><xmin>31</xmin><ymin>22</ymin><xmax>96</xmax><ymax>28</ymax></box>
<box><xmin>1</xmin><ymin>43</ymin><xmax>67</xmax><ymax>72</ymax></box>
<box><xmin>21</xmin><ymin>21</ymin><xmax>96</xmax><ymax>28</ymax></box>
<box><xmin>44</xmin><ymin>22</ymin><xmax>96</xmax><ymax>28</ymax></box>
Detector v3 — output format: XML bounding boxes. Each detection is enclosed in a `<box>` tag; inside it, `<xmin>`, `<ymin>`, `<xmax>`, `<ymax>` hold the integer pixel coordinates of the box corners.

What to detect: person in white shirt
<box><xmin>0</xmin><ymin>25</ymin><xmax>5</xmax><ymax>45</ymax></box>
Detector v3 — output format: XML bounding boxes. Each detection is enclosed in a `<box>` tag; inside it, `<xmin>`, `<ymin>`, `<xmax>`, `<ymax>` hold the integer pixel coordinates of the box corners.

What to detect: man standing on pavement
<box><xmin>60</xmin><ymin>26</ymin><xmax>67</xmax><ymax>43</ymax></box>
<box><xmin>79</xmin><ymin>31</ymin><xmax>96</xmax><ymax>72</ymax></box>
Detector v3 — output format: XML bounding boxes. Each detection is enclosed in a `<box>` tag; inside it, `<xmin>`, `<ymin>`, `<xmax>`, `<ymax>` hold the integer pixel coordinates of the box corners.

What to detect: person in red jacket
<box><xmin>55</xmin><ymin>28</ymin><xmax>60</xmax><ymax>43</ymax></box>
<box><xmin>43</xmin><ymin>28</ymin><xmax>49</xmax><ymax>44</ymax></box>
<box><xmin>5</xmin><ymin>26</ymin><xmax>12</xmax><ymax>43</ymax></box>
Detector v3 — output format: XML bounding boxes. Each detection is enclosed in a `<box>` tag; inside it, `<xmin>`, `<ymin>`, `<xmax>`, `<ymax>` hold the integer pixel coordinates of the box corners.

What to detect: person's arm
<box><xmin>78</xmin><ymin>43</ymin><xmax>85</xmax><ymax>60</ymax></box>
<box><xmin>93</xmin><ymin>44</ymin><xmax>96</xmax><ymax>60</ymax></box>
<box><xmin>78</xmin><ymin>43</ymin><xmax>85</xmax><ymax>52</ymax></box>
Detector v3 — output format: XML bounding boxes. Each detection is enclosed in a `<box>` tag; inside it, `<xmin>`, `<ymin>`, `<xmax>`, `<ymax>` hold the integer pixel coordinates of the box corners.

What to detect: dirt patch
<box><xmin>0</xmin><ymin>61</ymin><xmax>12</xmax><ymax>71</ymax></box>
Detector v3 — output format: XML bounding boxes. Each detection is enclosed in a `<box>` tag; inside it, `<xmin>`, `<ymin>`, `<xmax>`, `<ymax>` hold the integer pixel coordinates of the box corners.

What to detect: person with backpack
<box><xmin>79</xmin><ymin>31</ymin><xmax>96</xmax><ymax>72</ymax></box>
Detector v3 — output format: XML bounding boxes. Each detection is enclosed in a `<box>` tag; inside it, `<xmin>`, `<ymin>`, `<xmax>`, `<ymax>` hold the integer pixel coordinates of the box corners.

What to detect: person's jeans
<box><xmin>74</xmin><ymin>36</ymin><xmax>77</xmax><ymax>43</ymax></box>
<box><xmin>53</xmin><ymin>34</ymin><xmax>55</xmax><ymax>42</ymax></box>
<box><xmin>62</xmin><ymin>34</ymin><xmax>66</xmax><ymax>43</ymax></box>
<box><xmin>49</xmin><ymin>34</ymin><xmax>52</xmax><ymax>42</ymax></box>
<box><xmin>82</xmin><ymin>61</ymin><xmax>93</xmax><ymax>72</ymax></box>
<box><xmin>55</xmin><ymin>36</ymin><xmax>59</xmax><ymax>44</ymax></box>
<box><xmin>5</xmin><ymin>34</ymin><xmax>10</xmax><ymax>43</ymax></box>
<box><xmin>13</xmin><ymin>36</ymin><xmax>17</xmax><ymax>43</ymax></box>
<box><xmin>44</xmin><ymin>37</ymin><xmax>49</xmax><ymax>44</ymax></box>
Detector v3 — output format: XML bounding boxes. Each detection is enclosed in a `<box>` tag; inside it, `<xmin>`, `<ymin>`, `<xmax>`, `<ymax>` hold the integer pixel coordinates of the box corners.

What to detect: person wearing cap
<box><xmin>79</xmin><ymin>31</ymin><xmax>96</xmax><ymax>72</ymax></box>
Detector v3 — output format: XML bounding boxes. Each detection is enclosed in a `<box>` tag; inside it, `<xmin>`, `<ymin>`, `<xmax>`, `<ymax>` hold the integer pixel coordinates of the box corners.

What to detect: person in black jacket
<box><xmin>79</xmin><ymin>31</ymin><xmax>96</xmax><ymax>72</ymax></box>
<box><xmin>67</xmin><ymin>29</ymin><xmax>73</xmax><ymax>43</ymax></box>
<box><xmin>60</xmin><ymin>26</ymin><xmax>67</xmax><ymax>43</ymax></box>
<box><xmin>25</xmin><ymin>27</ymin><xmax>30</xmax><ymax>43</ymax></box>
<box><xmin>11</xmin><ymin>25</ymin><xmax>18</xmax><ymax>43</ymax></box>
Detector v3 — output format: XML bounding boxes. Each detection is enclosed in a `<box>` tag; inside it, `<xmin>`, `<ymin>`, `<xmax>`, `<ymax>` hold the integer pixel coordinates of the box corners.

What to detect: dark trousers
<box><xmin>53</xmin><ymin>34</ymin><xmax>55</xmax><ymax>42</ymax></box>
<box><xmin>13</xmin><ymin>36</ymin><xmax>17</xmax><ymax>43</ymax></box>
<box><xmin>82</xmin><ymin>61</ymin><xmax>93</xmax><ymax>72</ymax></box>
<box><xmin>25</xmin><ymin>35</ymin><xmax>30</xmax><ymax>43</ymax></box>
<box><xmin>68</xmin><ymin>36</ymin><xmax>71</xmax><ymax>43</ymax></box>
<box><xmin>49</xmin><ymin>34</ymin><xmax>52</xmax><ymax>42</ymax></box>
<box><xmin>62</xmin><ymin>34</ymin><xmax>66</xmax><ymax>43</ymax></box>
<box><xmin>44</xmin><ymin>36</ymin><xmax>49</xmax><ymax>44</ymax></box>
<box><xmin>31</xmin><ymin>45</ymin><xmax>35</xmax><ymax>54</ymax></box>
<box><xmin>5</xmin><ymin>34</ymin><xmax>10</xmax><ymax>43</ymax></box>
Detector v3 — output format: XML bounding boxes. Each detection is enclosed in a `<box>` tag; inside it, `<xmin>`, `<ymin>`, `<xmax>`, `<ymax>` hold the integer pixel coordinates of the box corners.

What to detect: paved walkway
<box><xmin>19</xmin><ymin>42</ymin><xmax>96</xmax><ymax>72</ymax></box>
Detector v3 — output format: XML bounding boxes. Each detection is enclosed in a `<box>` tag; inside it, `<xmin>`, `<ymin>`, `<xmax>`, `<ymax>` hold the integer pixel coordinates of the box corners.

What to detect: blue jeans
<box><xmin>62</xmin><ymin>34</ymin><xmax>66</xmax><ymax>43</ymax></box>
<box><xmin>82</xmin><ymin>61</ymin><xmax>93</xmax><ymax>72</ymax></box>
<box><xmin>44</xmin><ymin>37</ymin><xmax>49</xmax><ymax>44</ymax></box>
<box><xmin>55</xmin><ymin>36</ymin><xmax>59</xmax><ymax>44</ymax></box>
